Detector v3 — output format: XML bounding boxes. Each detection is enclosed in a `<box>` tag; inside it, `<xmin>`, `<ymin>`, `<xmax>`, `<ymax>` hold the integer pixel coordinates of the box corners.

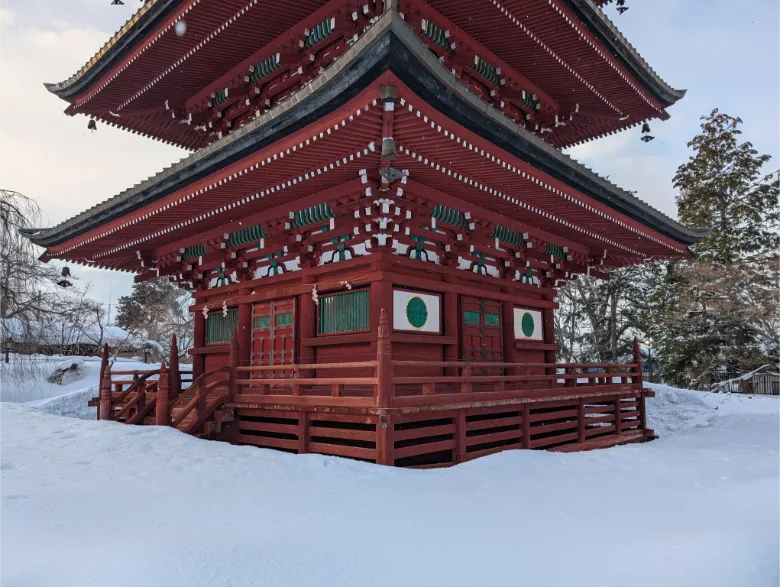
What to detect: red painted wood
<box><xmin>251</xmin><ymin>298</ymin><xmax>296</xmax><ymax>378</ymax></box>
<box><xmin>461</xmin><ymin>297</ymin><xmax>503</xmax><ymax>375</ymax></box>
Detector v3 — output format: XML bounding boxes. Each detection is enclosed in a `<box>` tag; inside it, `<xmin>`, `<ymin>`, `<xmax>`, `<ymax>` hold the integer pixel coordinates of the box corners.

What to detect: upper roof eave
<box><xmin>46</xmin><ymin>0</ymin><xmax>684</xmax><ymax>111</ymax></box>
<box><xmin>44</xmin><ymin>0</ymin><xmax>184</xmax><ymax>100</ymax></box>
<box><xmin>30</xmin><ymin>12</ymin><xmax>706</xmax><ymax>251</ymax></box>
<box><xmin>563</xmin><ymin>0</ymin><xmax>685</xmax><ymax>106</ymax></box>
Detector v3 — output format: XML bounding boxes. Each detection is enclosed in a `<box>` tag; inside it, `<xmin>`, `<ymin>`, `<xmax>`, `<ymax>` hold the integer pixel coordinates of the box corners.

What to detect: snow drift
<box><xmin>1</xmin><ymin>371</ymin><xmax>778</xmax><ymax>587</ymax></box>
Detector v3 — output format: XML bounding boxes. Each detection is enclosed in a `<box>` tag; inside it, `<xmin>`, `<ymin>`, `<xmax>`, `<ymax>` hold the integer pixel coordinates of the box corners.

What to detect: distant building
<box><xmin>1</xmin><ymin>319</ymin><xmax>135</xmax><ymax>356</ymax></box>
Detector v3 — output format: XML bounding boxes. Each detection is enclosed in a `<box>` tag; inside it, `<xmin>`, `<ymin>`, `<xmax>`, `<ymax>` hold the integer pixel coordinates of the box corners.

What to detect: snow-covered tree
<box><xmin>115</xmin><ymin>278</ymin><xmax>193</xmax><ymax>358</ymax></box>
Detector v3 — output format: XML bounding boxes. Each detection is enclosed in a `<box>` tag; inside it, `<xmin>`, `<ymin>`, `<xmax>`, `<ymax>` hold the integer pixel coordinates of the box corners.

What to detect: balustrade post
<box><xmin>156</xmin><ymin>363</ymin><xmax>170</xmax><ymax>426</ymax></box>
<box><xmin>169</xmin><ymin>334</ymin><xmax>180</xmax><ymax>400</ymax></box>
<box><xmin>97</xmin><ymin>344</ymin><xmax>109</xmax><ymax>420</ymax></box>
<box><xmin>99</xmin><ymin>358</ymin><xmax>113</xmax><ymax>421</ymax></box>
<box><xmin>376</xmin><ymin>309</ymin><xmax>392</xmax><ymax>408</ymax></box>
<box><xmin>461</xmin><ymin>365</ymin><xmax>472</xmax><ymax>394</ymax></box>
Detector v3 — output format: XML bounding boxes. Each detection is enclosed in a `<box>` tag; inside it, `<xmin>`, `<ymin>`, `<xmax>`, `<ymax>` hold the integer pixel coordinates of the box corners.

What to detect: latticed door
<box><xmin>251</xmin><ymin>298</ymin><xmax>296</xmax><ymax>381</ymax></box>
<box><xmin>460</xmin><ymin>297</ymin><xmax>503</xmax><ymax>375</ymax></box>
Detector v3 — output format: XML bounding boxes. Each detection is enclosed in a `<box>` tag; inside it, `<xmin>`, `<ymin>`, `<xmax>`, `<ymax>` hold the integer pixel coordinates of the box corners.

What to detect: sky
<box><xmin>0</xmin><ymin>0</ymin><xmax>778</xmax><ymax>321</ymax></box>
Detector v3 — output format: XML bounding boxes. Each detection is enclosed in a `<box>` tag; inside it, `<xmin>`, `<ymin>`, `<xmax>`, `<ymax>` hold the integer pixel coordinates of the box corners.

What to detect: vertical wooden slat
<box><xmin>298</xmin><ymin>412</ymin><xmax>308</xmax><ymax>454</ymax></box>
<box><xmin>376</xmin><ymin>414</ymin><xmax>394</xmax><ymax>466</ymax></box>
<box><xmin>522</xmin><ymin>403</ymin><xmax>531</xmax><ymax>449</ymax></box>
<box><xmin>456</xmin><ymin>410</ymin><xmax>467</xmax><ymax>463</ymax></box>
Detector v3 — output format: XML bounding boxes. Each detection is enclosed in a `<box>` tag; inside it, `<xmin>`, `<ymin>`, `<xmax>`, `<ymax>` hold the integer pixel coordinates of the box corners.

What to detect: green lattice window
<box><xmin>464</xmin><ymin>311</ymin><xmax>481</xmax><ymax>325</ymax></box>
<box><xmin>206</xmin><ymin>310</ymin><xmax>238</xmax><ymax>344</ymax></box>
<box><xmin>253</xmin><ymin>316</ymin><xmax>270</xmax><ymax>330</ymax></box>
<box><xmin>275</xmin><ymin>312</ymin><xmax>293</xmax><ymax>327</ymax></box>
<box><xmin>484</xmin><ymin>313</ymin><xmax>500</xmax><ymax>327</ymax></box>
<box><xmin>318</xmin><ymin>290</ymin><xmax>369</xmax><ymax>335</ymax></box>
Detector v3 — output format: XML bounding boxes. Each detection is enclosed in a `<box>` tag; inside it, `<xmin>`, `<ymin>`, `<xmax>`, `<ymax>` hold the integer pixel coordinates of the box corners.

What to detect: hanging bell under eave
<box><xmin>87</xmin><ymin>119</ymin><xmax>97</xmax><ymax>131</ymax></box>
<box><xmin>616</xmin><ymin>0</ymin><xmax>629</xmax><ymax>13</ymax></box>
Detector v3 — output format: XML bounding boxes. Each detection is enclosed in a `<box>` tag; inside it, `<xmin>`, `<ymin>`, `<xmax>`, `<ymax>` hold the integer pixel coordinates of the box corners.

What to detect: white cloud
<box><xmin>0</xmin><ymin>7</ymin><xmax>14</xmax><ymax>28</ymax></box>
<box><xmin>0</xmin><ymin>22</ymin><xmax>186</xmax><ymax>308</ymax></box>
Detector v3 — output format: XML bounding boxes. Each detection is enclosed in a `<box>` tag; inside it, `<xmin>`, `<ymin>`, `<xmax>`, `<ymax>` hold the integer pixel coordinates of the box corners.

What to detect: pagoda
<box><xmin>27</xmin><ymin>0</ymin><xmax>708</xmax><ymax>466</ymax></box>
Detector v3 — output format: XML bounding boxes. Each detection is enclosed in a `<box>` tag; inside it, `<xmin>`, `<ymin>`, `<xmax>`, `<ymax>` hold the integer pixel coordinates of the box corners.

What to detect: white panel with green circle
<box><xmin>393</xmin><ymin>290</ymin><xmax>441</xmax><ymax>333</ymax></box>
<box><xmin>513</xmin><ymin>308</ymin><xmax>543</xmax><ymax>341</ymax></box>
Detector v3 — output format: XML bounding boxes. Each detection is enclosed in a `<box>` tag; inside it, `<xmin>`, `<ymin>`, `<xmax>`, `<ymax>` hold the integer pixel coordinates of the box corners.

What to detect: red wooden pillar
<box><xmin>542</xmin><ymin>291</ymin><xmax>557</xmax><ymax>385</ymax></box>
<box><xmin>237</xmin><ymin>289</ymin><xmax>251</xmax><ymax>368</ymax></box>
<box><xmin>97</xmin><ymin>343</ymin><xmax>109</xmax><ymax>420</ymax></box>
<box><xmin>376</xmin><ymin>308</ymin><xmax>392</xmax><ymax>408</ymax></box>
<box><xmin>502</xmin><ymin>300</ymin><xmax>517</xmax><ymax>376</ymax></box>
<box><xmin>193</xmin><ymin>309</ymin><xmax>206</xmax><ymax>379</ymax></box>
<box><xmin>168</xmin><ymin>334</ymin><xmax>180</xmax><ymax>400</ymax></box>
<box><xmin>99</xmin><ymin>361</ymin><xmax>113</xmax><ymax>421</ymax></box>
<box><xmin>443</xmin><ymin>285</ymin><xmax>459</xmax><ymax>375</ymax></box>
<box><xmin>230</xmin><ymin>329</ymin><xmax>240</xmax><ymax>401</ymax></box>
<box><xmin>156</xmin><ymin>363</ymin><xmax>169</xmax><ymax>426</ymax></box>
<box><xmin>299</xmin><ymin>282</ymin><xmax>317</xmax><ymax>377</ymax></box>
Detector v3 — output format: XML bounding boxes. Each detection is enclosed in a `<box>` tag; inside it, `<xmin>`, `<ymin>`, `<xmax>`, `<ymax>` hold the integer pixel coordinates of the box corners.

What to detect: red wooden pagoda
<box><xmin>27</xmin><ymin>0</ymin><xmax>707</xmax><ymax>466</ymax></box>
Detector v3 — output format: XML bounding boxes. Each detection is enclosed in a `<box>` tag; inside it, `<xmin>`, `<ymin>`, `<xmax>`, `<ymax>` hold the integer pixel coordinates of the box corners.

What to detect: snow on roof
<box><xmin>1</xmin><ymin>319</ymin><xmax>135</xmax><ymax>347</ymax></box>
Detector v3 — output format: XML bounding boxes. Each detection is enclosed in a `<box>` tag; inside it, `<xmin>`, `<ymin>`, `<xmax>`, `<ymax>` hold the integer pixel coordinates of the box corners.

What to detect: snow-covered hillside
<box><xmin>1</xmin><ymin>373</ymin><xmax>778</xmax><ymax>587</ymax></box>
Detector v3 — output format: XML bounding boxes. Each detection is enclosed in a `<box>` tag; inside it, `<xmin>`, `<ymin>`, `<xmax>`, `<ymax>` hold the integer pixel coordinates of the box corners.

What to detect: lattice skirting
<box><xmin>225</xmin><ymin>391</ymin><xmax>653</xmax><ymax>467</ymax></box>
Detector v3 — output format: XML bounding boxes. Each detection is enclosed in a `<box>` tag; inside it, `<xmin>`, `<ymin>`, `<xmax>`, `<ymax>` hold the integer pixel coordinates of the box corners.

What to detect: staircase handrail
<box><xmin>112</xmin><ymin>371</ymin><xmax>160</xmax><ymax>406</ymax></box>
<box><xmin>170</xmin><ymin>366</ymin><xmax>233</xmax><ymax>429</ymax></box>
<box><xmin>126</xmin><ymin>397</ymin><xmax>157</xmax><ymax>425</ymax></box>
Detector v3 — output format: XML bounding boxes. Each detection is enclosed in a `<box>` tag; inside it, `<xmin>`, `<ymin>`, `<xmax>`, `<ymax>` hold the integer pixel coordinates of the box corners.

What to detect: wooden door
<box><xmin>252</xmin><ymin>298</ymin><xmax>296</xmax><ymax>380</ymax></box>
<box><xmin>461</xmin><ymin>297</ymin><xmax>503</xmax><ymax>374</ymax></box>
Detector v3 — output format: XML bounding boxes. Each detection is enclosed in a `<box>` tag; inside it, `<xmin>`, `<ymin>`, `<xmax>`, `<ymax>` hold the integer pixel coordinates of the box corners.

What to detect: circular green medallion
<box><xmin>521</xmin><ymin>312</ymin><xmax>535</xmax><ymax>337</ymax></box>
<box><xmin>406</xmin><ymin>296</ymin><xmax>428</xmax><ymax>329</ymax></box>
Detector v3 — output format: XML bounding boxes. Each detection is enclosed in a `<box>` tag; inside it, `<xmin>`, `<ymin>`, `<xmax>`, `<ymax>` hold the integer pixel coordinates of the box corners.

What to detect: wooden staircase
<box><xmin>93</xmin><ymin>334</ymin><xmax>238</xmax><ymax>440</ymax></box>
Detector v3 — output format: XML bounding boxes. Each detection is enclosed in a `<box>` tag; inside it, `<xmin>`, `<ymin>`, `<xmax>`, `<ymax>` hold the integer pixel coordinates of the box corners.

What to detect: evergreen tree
<box><xmin>674</xmin><ymin>109</ymin><xmax>779</xmax><ymax>265</ymax></box>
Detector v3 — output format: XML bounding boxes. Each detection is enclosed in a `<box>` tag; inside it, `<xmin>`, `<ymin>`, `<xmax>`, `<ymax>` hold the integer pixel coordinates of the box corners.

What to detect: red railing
<box><xmin>94</xmin><ymin>314</ymin><xmax>646</xmax><ymax>436</ymax></box>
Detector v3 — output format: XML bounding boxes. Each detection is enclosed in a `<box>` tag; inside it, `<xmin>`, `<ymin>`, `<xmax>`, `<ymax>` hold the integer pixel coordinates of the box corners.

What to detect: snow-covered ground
<box><xmin>1</xmin><ymin>366</ymin><xmax>778</xmax><ymax>587</ymax></box>
<box><xmin>0</xmin><ymin>354</ymin><xmax>160</xmax><ymax>404</ymax></box>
